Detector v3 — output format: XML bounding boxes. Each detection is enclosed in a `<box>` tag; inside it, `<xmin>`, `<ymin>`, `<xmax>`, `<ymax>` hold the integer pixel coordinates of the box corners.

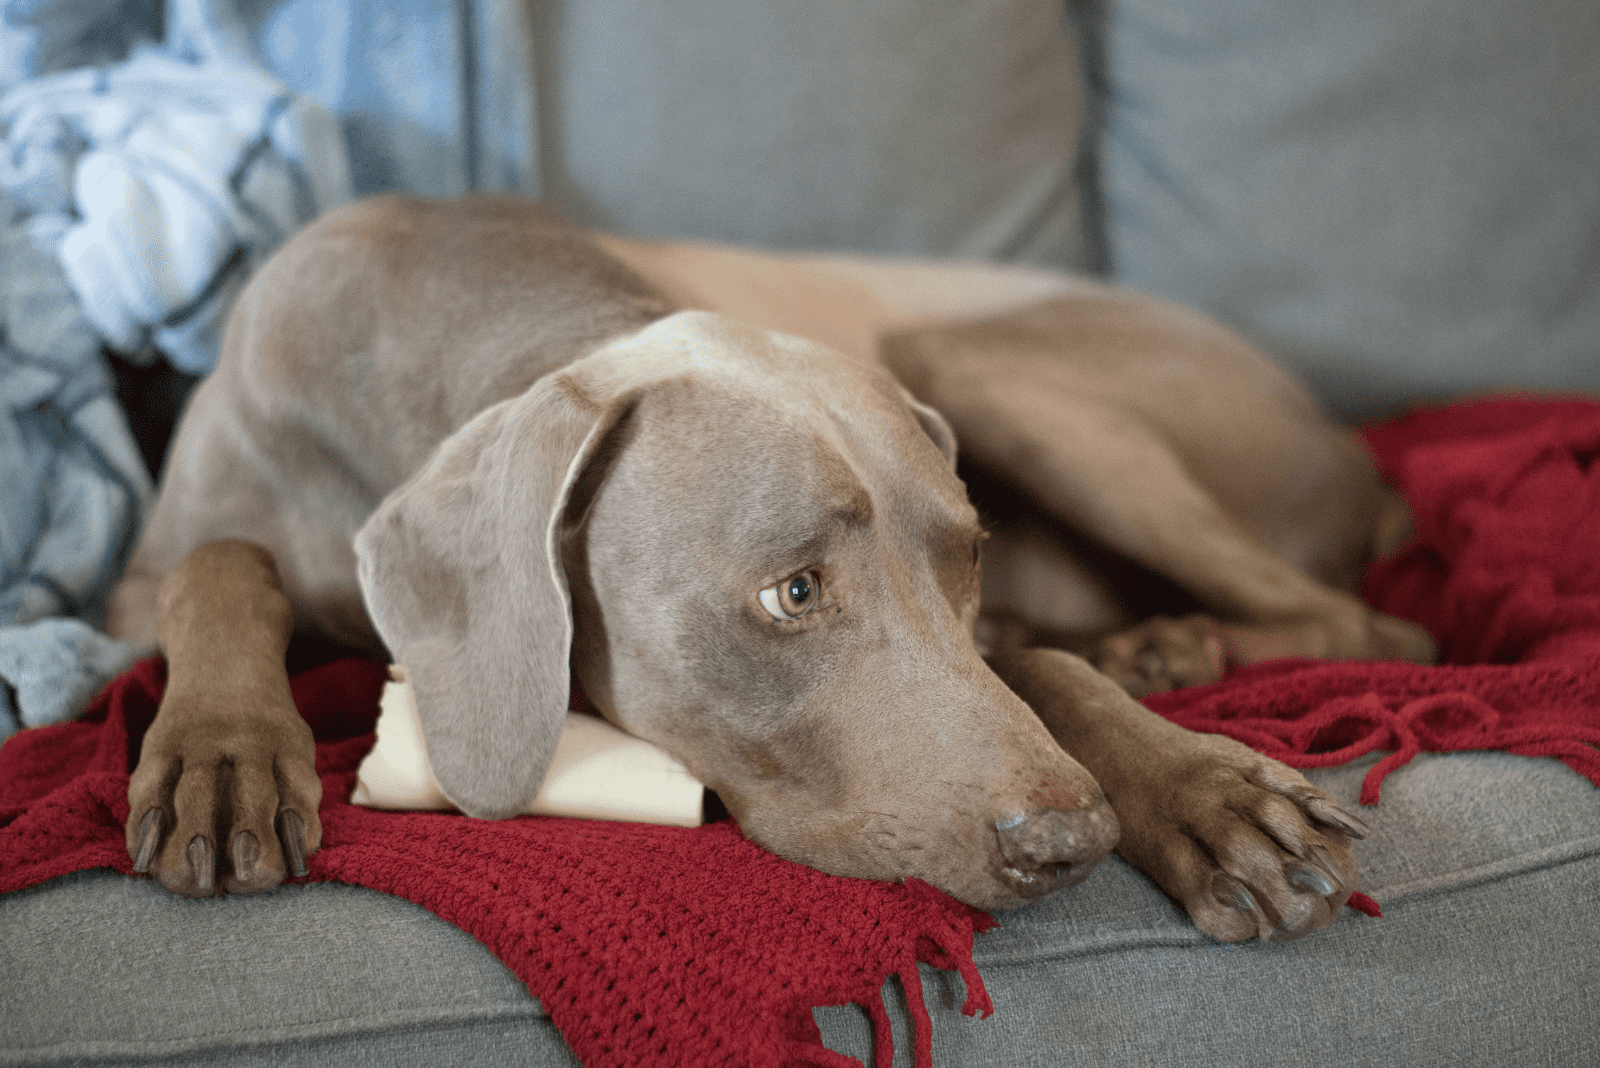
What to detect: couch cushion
<box><xmin>529</xmin><ymin>0</ymin><xmax>1088</xmax><ymax>265</ymax></box>
<box><xmin>247</xmin><ymin>0</ymin><xmax>1088</xmax><ymax>268</ymax></box>
<box><xmin>1093</xmin><ymin>0</ymin><xmax>1600</xmax><ymax>417</ymax></box>
<box><xmin>820</xmin><ymin>750</ymin><xmax>1600</xmax><ymax>1065</ymax></box>
<box><xmin>3</xmin><ymin>751</ymin><xmax>1595</xmax><ymax>1066</ymax></box>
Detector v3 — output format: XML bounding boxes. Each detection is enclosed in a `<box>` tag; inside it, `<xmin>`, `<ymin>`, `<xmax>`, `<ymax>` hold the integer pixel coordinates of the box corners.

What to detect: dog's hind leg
<box><xmin>886</xmin><ymin>299</ymin><xmax>1436</xmax><ymax>695</ymax></box>
<box><xmin>123</xmin><ymin>539</ymin><xmax>321</xmax><ymax>896</ymax></box>
<box><xmin>981</xmin><ymin>396</ymin><xmax>1429</xmax><ymax>693</ymax></box>
<box><xmin>999</xmin><ymin>396</ymin><xmax>1431</xmax><ymax>692</ymax></box>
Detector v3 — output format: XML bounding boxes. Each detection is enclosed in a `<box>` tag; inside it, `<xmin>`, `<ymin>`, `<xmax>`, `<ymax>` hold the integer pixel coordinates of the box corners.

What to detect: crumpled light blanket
<box><xmin>0</xmin><ymin>0</ymin><xmax>352</xmax><ymax>735</ymax></box>
<box><xmin>0</xmin><ymin>188</ymin><xmax>151</xmax><ymax>735</ymax></box>
<box><xmin>0</xmin><ymin>22</ymin><xmax>351</xmax><ymax>372</ymax></box>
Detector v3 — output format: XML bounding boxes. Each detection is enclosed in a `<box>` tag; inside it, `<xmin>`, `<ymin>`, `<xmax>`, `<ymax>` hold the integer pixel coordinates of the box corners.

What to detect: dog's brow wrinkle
<box><xmin>823</xmin><ymin>487</ymin><xmax>874</xmax><ymax>529</ymax></box>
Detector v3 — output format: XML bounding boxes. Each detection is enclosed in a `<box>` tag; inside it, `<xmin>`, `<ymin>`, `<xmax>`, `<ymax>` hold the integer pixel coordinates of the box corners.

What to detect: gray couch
<box><xmin>7</xmin><ymin>753</ymin><xmax>1600</xmax><ymax>1066</ymax></box>
<box><xmin>3</xmin><ymin>0</ymin><xmax>1598</xmax><ymax>1065</ymax></box>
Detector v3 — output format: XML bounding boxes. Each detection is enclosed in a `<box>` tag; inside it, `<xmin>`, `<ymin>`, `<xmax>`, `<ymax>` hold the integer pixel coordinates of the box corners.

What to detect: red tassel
<box><xmin>899</xmin><ymin>956</ymin><xmax>935</xmax><ymax>1068</ymax></box>
<box><xmin>1346</xmin><ymin>892</ymin><xmax>1382</xmax><ymax>918</ymax></box>
<box><xmin>863</xmin><ymin>983</ymin><xmax>894</xmax><ymax>1068</ymax></box>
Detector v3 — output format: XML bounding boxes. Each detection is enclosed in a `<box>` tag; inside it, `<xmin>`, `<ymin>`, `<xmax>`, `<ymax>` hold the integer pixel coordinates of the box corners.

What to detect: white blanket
<box><xmin>1</xmin><ymin>43</ymin><xmax>351</xmax><ymax>374</ymax></box>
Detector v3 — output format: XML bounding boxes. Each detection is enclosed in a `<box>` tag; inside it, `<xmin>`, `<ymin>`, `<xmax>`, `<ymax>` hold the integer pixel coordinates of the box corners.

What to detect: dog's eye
<box><xmin>759</xmin><ymin>570</ymin><xmax>821</xmax><ymax>621</ymax></box>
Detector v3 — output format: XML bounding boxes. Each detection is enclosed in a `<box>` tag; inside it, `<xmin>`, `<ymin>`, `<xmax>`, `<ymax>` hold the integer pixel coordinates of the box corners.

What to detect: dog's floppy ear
<box><xmin>354</xmin><ymin>372</ymin><xmax>625</xmax><ymax>819</ymax></box>
<box><xmin>900</xmin><ymin>388</ymin><xmax>958</xmax><ymax>467</ymax></box>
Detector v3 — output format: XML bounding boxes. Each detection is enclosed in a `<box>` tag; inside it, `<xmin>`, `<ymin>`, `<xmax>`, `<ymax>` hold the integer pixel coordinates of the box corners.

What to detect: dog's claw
<box><xmin>1307</xmin><ymin>844</ymin><xmax>1350</xmax><ymax>891</ymax></box>
<box><xmin>1286</xmin><ymin>859</ymin><xmax>1335</xmax><ymax>896</ymax></box>
<box><xmin>187</xmin><ymin>835</ymin><xmax>215</xmax><ymax>893</ymax></box>
<box><xmin>132</xmin><ymin>808</ymin><xmax>162</xmax><ymax>873</ymax></box>
<box><xmin>1305</xmin><ymin>796</ymin><xmax>1371</xmax><ymax>839</ymax></box>
<box><xmin>1211</xmin><ymin>871</ymin><xmax>1270</xmax><ymax>934</ymax></box>
<box><xmin>231</xmin><ymin>830</ymin><xmax>260</xmax><ymax>884</ymax></box>
<box><xmin>279</xmin><ymin>809</ymin><xmax>308</xmax><ymax>877</ymax></box>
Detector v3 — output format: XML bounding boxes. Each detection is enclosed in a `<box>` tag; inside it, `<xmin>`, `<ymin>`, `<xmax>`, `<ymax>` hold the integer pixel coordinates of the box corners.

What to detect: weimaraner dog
<box><xmin>110</xmin><ymin>196</ymin><xmax>1435</xmax><ymax>942</ymax></box>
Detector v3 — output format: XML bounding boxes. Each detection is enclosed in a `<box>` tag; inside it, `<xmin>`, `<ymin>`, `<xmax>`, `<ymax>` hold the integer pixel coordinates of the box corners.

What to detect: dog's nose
<box><xmin>995</xmin><ymin>795</ymin><xmax>1120</xmax><ymax>900</ymax></box>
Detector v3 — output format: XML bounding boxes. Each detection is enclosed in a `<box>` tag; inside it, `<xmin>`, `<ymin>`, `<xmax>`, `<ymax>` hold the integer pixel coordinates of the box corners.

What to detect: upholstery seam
<box><xmin>975</xmin><ymin>835</ymin><xmax>1600</xmax><ymax>968</ymax></box>
<box><xmin>1362</xmin><ymin>833</ymin><xmax>1600</xmax><ymax>906</ymax></box>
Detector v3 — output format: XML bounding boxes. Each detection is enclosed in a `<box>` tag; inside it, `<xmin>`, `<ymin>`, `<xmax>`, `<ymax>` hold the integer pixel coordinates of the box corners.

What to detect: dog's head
<box><xmin>356</xmin><ymin>310</ymin><xmax>1116</xmax><ymax>909</ymax></box>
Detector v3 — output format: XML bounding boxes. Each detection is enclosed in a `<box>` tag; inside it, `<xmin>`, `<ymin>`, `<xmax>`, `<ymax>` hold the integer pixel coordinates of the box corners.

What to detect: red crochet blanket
<box><xmin>3</xmin><ymin>397</ymin><xmax>1598</xmax><ymax>1068</ymax></box>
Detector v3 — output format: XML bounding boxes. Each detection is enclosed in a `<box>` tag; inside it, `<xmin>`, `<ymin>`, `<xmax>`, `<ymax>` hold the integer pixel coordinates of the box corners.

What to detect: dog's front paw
<box><xmin>1109</xmin><ymin>734</ymin><xmax>1368</xmax><ymax>942</ymax></box>
<box><xmin>1092</xmin><ymin>615</ymin><xmax>1226</xmax><ymax>697</ymax></box>
<box><xmin>125</xmin><ymin>681</ymin><xmax>321</xmax><ymax>897</ymax></box>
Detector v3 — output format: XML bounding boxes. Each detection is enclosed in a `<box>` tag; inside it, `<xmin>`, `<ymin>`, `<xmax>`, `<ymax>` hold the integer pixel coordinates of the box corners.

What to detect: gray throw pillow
<box><xmin>531</xmin><ymin>0</ymin><xmax>1089</xmax><ymax>267</ymax></box>
<box><xmin>1094</xmin><ymin>0</ymin><xmax>1600</xmax><ymax>418</ymax></box>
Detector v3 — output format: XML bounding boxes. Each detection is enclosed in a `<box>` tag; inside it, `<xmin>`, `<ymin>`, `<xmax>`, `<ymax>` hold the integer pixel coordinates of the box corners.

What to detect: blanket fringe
<box><xmin>899</xmin><ymin>953</ymin><xmax>935</xmax><ymax>1068</ymax></box>
<box><xmin>1169</xmin><ymin>683</ymin><xmax>1600</xmax><ymax>805</ymax></box>
<box><xmin>1362</xmin><ymin>747</ymin><xmax>1419</xmax><ymax>805</ymax></box>
<box><xmin>788</xmin><ymin>883</ymin><xmax>997</xmax><ymax>1068</ymax></box>
<box><xmin>1345</xmin><ymin>891</ymin><xmax>1382</xmax><ymax>918</ymax></box>
<box><xmin>864</xmin><ymin>983</ymin><xmax>894</xmax><ymax>1068</ymax></box>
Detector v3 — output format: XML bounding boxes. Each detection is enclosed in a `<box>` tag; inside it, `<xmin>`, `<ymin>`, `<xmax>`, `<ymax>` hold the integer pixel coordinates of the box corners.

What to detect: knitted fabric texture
<box><xmin>3</xmin><ymin>397</ymin><xmax>1599</xmax><ymax>1066</ymax></box>
<box><xmin>0</xmin><ymin>657</ymin><xmax>995</xmax><ymax>1068</ymax></box>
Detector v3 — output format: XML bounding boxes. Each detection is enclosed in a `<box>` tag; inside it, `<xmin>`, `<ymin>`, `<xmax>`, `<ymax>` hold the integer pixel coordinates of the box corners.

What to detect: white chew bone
<box><xmin>351</xmin><ymin>668</ymin><xmax>705</xmax><ymax>827</ymax></box>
